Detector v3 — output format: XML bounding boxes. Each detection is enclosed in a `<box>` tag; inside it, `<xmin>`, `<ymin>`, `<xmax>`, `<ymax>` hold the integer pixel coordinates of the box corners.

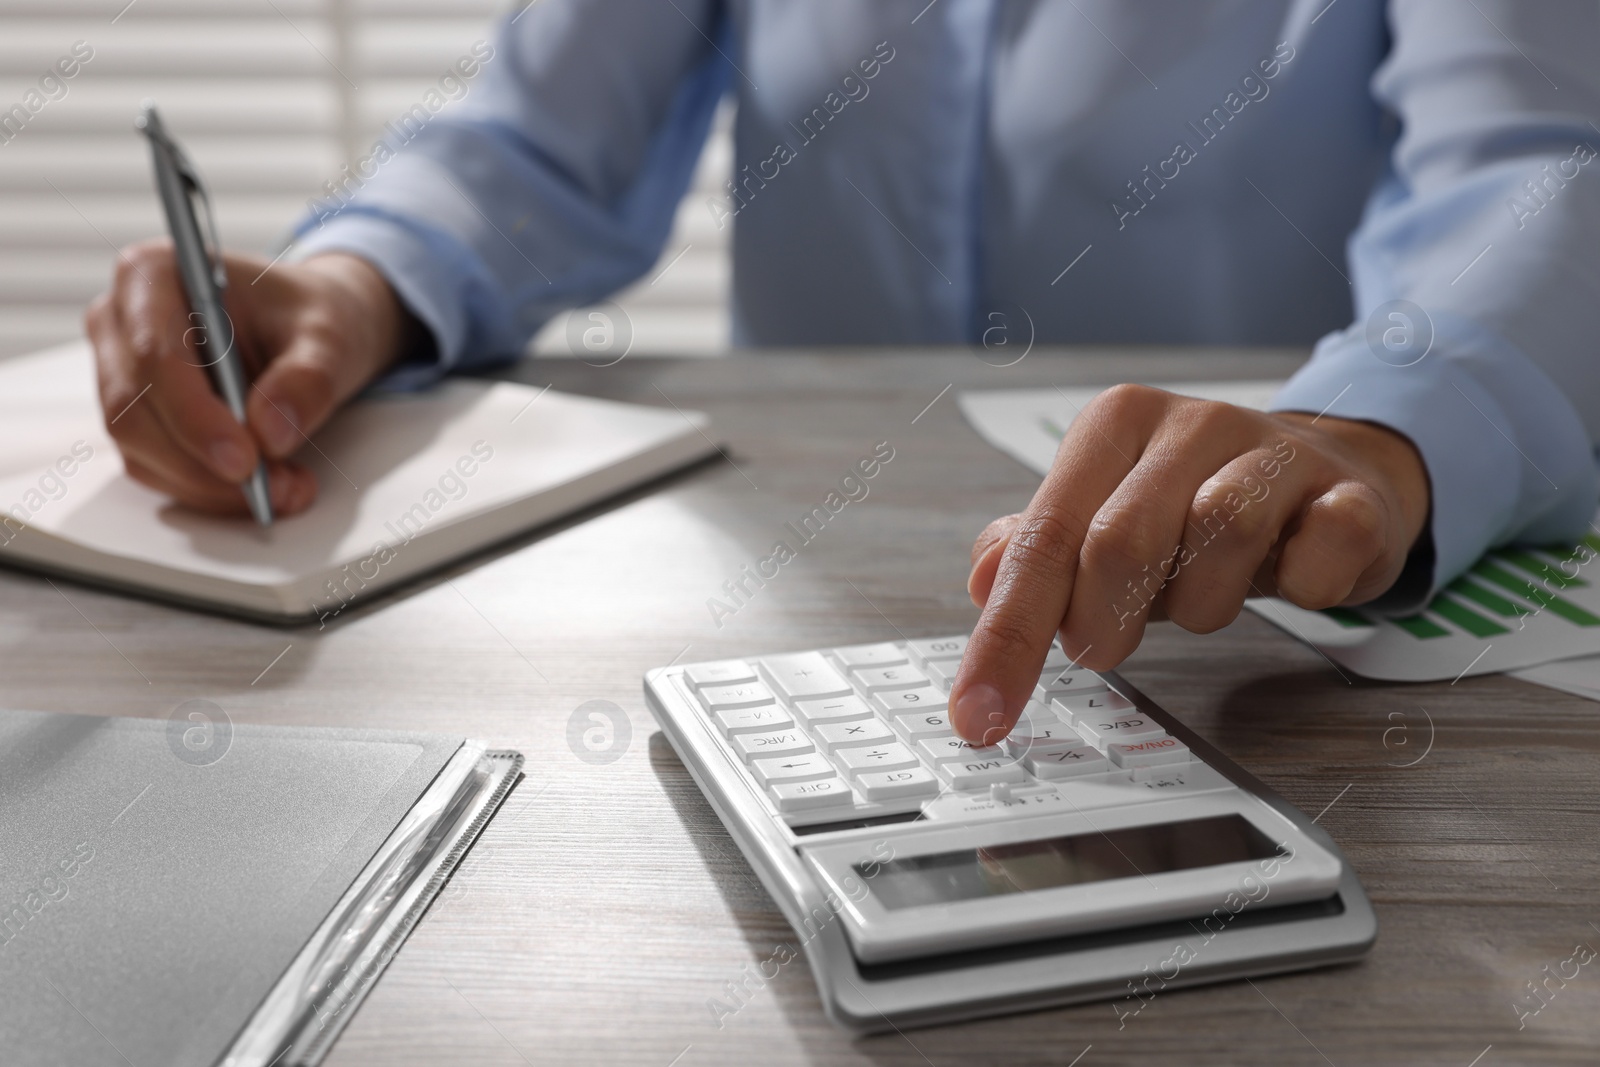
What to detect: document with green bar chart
<box><xmin>1244</xmin><ymin>535</ymin><xmax>1600</xmax><ymax>681</ymax></box>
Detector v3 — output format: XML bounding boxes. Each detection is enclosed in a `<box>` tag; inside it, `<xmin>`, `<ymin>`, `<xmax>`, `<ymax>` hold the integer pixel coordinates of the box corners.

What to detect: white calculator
<box><xmin>645</xmin><ymin>635</ymin><xmax>1375</xmax><ymax>1031</ymax></box>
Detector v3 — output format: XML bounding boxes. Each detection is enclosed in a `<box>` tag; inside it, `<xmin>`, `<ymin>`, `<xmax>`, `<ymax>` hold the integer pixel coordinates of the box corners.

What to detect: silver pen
<box><xmin>136</xmin><ymin>102</ymin><xmax>273</xmax><ymax>526</ymax></box>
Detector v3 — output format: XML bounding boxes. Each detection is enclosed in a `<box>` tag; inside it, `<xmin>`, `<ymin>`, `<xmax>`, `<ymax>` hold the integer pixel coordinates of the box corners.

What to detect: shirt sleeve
<box><xmin>1269</xmin><ymin>0</ymin><xmax>1600</xmax><ymax>612</ymax></box>
<box><xmin>287</xmin><ymin>0</ymin><xmax>730</xmax><ymax>388</ymax></box>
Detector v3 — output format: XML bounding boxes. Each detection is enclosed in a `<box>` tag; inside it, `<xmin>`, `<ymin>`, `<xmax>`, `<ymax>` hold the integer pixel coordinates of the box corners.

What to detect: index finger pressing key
<box><xmin>948</xmin><ymin>388</ymin><xmax>1153</xmax><ymax>744</ymax></box>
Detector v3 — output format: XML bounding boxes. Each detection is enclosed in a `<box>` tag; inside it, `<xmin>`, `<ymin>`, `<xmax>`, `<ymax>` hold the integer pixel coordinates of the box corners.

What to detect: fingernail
<box><xmin>270</xmin><ymin>474</ymin><xmax>292</xmax><ymax>511</ymax></box>
<box><xmin>257</xmin><ymin>400</ymin><xmax>301</xmax><ymax>457</ymax></box>
<box><xmin>209</xmin><ymin>440</ymin><xmax>249</xmax><ymax>481</ymax></box>
<box><xmin>271</xmin><ymin>470</ymin><xmax>313</xmax><ymax>514</ymax></box>
<box><xmin>967</xmin><ymin>539</ymin><xmax>1008</xmax><ymax>607</ymax></box>
<box><xmin>953</xmin><ymin>683</ymin><xmax>1004</xmax><ymax>742</ymax></box>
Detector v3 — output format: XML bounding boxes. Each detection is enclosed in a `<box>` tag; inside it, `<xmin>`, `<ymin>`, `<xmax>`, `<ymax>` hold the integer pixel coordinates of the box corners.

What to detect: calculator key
<box><xmin>1040</xmin><ymin>646</ymin><xmax>1072</xmax><ymax>671</ymax></box>
<box><xmin>1052</xmin><ymin>689</ymin><xmax>1135</xmax><ymax>722</ymax></box>
<box><xmin>856</xmin><ymin>767</ymin><xmax>939</xmax><ymax>801</ymax></box>
<box><xmin>853</xmin><ymin>665</ymin><xmax>929</xmax><ymax>691</ymax></box>
<box><xmin>1037</xmin><ymin>671</ymin><xmax>1109</xmax><ymax>699</ymax></box>
<box><xmin>893</xmin><ymin>711</ymin><xmax>955</xmax><ymax>740</ymax></box>
<box><xmin>713</xmin><ymin>705</ymin><xmax>793</xmax><ymax>736</ymax></box>
<box><xmin>1003</xmin><ymin>715</ymin><xmax>1082</xmax><ymax>757</ymax></box>
<box><xmin>683</xmin><ymin>660</ymin><xmax>757</xmax><ymax>690</ymax></box>
<box><xmin>751</xmin><ymin>751</ymin><xmax>836</xmax><ymax>786</ymax></box>
<box><xmin>1029</xmin><ymin>698</ymin><xmax>1074</xmax><ymax>723</ymax></box>
<box><xmin>1076</xmin><ymin>713</ymin><xmax>1166</xmax><ymax>744</ymax></box>
<box><xmin>835</xmin><ymin>743</ymin><xmax>919</xmax><ymax>776</ymax></box>
<box><xmin>814</xmin><ymin>719</ymin><xmax>895</xmax><ymax>752</ymax></box>
<box><xmin>923</xmin><ymin>660</ymin><xmax>960</xmax><ymax>688</ymax></box>
<box><xmin>1026</xmin><ymin>745</ymin><xmax>1110</xmax><ymax>779</ymax></box>
<box><xmin>760</xmin><ymin>652</ymin><xmax>854</xmax><ymax>700</ymax></box>
<box><xmin>906</xmin><ymin>636</ymin><xmax>967</xmax><ymax>664</ymax></box>
<box><xmin>792</xmin><ymin>694</ymin><xmax>873</xmax><ymax>725</ymax></box>
<box><xmin>770</xmin><ymin>777</ymin><xmax>854</xmax><ymax>812</ymax></box>
<box><xmin>873</xmin><ymin>687</ymin><xmax>948</xmax><ymax>715</ymax></box>
<box><xmin>1108</xmin><ymin>736</ymin><xmax>1191</xmax><ymax>770</ymax></box>
<box><xmin>733</xmin><ymin>729</ymin><xmax>814</xmax><ymax>761</ymax></box>
<box><xmin>938</xmin><ymin>756</ymin><xmax>1027</xmax><ymax>790</ymax></box>
<box><xmin>833</xmin><ymin>642</ymin><xmax>908</xmax><ymax>668</ymax></box>
<box><xmin>698</xmin><ymin>682</ymin><xmax>777</xmax><ymax>712</ymax></box>
<box><xmin>918</xmin><ymin>736</ymin><xmax>1004</xmax><ymax>763</ymax></box>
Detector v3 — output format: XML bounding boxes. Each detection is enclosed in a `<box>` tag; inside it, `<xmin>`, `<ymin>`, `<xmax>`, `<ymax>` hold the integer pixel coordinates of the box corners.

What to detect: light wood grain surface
<box><xmin>4</xmin><ymin>347</ymin><xmax>1597</xmax><ymax>1067</ymax></box>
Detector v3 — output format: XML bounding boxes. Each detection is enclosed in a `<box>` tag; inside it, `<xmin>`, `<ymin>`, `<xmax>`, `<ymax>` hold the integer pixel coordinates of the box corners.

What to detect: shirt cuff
<box><xmin>1268</xmin><ymin>311</ymin><xmax>1597</xmax><ymax>614</ymax></box>
<box><xmin>288</xmin><ymin>210</ymin><xmax>502</xmax><ymax>390</ymax></box>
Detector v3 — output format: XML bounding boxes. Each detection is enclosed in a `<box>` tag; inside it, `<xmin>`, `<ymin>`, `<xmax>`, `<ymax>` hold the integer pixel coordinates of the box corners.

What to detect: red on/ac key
<box><xmin>1108</xmin><ymin>736</ymin><xmax>1191</xmax><ymax>769</ymax></box>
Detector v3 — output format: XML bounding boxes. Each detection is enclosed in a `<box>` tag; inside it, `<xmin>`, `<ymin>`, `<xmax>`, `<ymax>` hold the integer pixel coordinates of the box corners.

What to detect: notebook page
<box><xmin>0</xmin><ymin>342</ymin><xmax>702</xmax><ymax>597</ymax></box>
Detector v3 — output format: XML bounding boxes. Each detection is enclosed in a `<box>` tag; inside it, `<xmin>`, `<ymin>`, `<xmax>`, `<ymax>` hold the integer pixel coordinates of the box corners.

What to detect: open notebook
<box><xmin>0</xmin><ymin>342</ymin><xmax>716</xmax><ymax>622</ymax></box>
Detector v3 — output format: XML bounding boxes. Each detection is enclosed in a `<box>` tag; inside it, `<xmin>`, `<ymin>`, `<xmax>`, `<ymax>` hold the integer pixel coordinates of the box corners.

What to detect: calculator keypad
<box><xmin>683</xmin><ymin>636</ymin><xmax>1212</xmax><ymax>828</ymax></box>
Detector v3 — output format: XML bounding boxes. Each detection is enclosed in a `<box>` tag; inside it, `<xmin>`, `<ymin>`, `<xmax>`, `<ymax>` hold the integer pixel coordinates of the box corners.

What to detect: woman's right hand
<box><xmin>85</xmin><ymin>244</ymin><xmax>416</xmax><ymax>517</ymax></box>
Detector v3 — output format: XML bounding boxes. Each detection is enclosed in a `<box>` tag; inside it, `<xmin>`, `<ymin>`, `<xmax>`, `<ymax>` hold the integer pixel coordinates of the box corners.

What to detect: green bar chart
<box><xmin>1319</xmin><ymin>544</ymin><xmax>1600</xmax><ymax>641</ymax></box>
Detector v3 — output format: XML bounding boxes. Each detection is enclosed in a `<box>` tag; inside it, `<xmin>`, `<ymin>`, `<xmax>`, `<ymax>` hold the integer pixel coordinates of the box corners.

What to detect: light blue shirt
<box><xmin>293</xmin><ymin>0</ymin><xmax>1600</xmax><ymax>611</ymax></box>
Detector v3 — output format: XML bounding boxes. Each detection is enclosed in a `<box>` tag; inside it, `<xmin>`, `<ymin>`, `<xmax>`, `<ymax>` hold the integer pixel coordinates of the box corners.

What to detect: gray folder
<box><xmin>0</xmin><ymin>708</ymin><xmax>522</xmax><ymax>1067</ymax></box>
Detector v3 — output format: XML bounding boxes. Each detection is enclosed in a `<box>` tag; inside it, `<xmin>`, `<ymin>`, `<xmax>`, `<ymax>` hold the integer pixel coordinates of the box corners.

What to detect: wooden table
<box><xmin>5</xmin><ymin>347</ymin><xmax>1597</xmax><ymax>1066</ymax></box>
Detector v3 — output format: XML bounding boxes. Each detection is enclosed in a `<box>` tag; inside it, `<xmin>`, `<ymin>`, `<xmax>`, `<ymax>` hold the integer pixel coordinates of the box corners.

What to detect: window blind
<box><xmin>0</xmin><ymin>0</ymin><xmax>729</xmax><ymax>361</ymax></box>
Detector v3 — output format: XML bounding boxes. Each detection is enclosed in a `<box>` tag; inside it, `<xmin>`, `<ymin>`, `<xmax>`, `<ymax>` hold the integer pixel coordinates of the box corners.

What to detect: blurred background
<box><xmin>0</xmin><ymin>0</ymin><xmax>732</xmax><ymax>361</ymax></box>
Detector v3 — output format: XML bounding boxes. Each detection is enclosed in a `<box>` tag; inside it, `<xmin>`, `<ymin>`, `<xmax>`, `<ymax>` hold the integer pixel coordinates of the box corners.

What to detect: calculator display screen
<box><xmin>857</xmin><ymin>815</ymin><xmax>1279</xmax><ymax>911</ymax></box>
